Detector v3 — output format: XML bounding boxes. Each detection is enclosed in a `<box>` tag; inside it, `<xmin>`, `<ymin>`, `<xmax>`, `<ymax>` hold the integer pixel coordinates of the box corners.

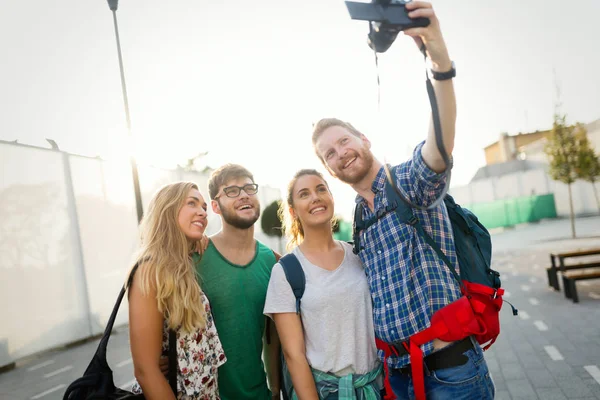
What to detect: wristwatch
<box><xmin>431</xmin><ymin>61</ymin><xmax>456</xmax><ymax>81</ymax></box>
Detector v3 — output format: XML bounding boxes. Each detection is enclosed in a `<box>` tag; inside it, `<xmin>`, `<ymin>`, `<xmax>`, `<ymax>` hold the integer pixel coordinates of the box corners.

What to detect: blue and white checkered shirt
<box><xmin>355</xmin><ymin>142</ymin><xmax>462</xmax><ymax>369</ymax></box>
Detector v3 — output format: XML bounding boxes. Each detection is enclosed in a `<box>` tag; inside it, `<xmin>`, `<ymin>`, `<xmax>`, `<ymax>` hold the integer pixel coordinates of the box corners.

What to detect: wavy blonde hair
<box><xmin>279</xmin><ymin>169</ymin><xmax>334</xmax><ymax>251</ymax></box>
<box><xmin>129</xmin><ymin>182</ymin><xmax>206</xmax><ymax>333</ymax></box>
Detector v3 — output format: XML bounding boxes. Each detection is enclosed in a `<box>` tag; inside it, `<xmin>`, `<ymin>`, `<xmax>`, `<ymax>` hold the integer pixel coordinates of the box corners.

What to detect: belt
<box><xmin>393</xmin><ymin>336</ymin><xmax>474</xmax><ymax>374</ymax></box>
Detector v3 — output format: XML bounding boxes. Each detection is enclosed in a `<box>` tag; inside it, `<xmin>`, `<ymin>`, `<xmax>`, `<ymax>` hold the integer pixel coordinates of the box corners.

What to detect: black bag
<box><xmin>63</xmin><ymin>264</ymin><xmax>178</xmax><ymax>399</ymax></box>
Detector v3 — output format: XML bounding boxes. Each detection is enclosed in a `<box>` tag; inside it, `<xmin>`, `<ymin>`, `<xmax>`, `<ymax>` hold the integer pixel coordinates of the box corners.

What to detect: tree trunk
<box><xmin>567</xmin><ymin>182</ymin><xmax>576</xmax><ymax>238</ymax></box>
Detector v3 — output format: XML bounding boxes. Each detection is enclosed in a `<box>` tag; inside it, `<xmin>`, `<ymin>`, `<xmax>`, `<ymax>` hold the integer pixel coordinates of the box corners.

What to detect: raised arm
<box><xmin>404</xmin><ymin>1</ymin><xmax>456</xmax><ymax>173</ymax></box>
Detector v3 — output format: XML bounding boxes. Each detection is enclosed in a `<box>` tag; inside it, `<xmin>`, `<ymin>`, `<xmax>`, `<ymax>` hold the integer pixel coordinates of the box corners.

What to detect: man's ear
<box><xmin>211</xmin><ymin>199</ymin><xmax>221</xmax><ymax>215</ymax></box>
<box><xmin>360</xmin><ymin>133</ymin><xmax>371</xmax><ymax>149</ymax></box>
<box><xmin>323</xmin><ymin>161</ymin><xmax>338</xmax><ymax>178</ymax></box>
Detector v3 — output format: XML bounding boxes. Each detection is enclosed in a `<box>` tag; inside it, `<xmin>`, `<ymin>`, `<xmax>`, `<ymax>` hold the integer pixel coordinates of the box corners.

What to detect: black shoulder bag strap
<box><xmin>121</xmin><ymin>265</ymin><xmax>178</xmax><ymax>393</ymax></box>
<box><xmin>63</xmin><ymin>265</ymin><xmax>178</xmax><ymax>399</ymax></box>
<box><xmin>123</xmin><ymin>264</ymin><xmax>179</xmax><ymax>397</ymax></box>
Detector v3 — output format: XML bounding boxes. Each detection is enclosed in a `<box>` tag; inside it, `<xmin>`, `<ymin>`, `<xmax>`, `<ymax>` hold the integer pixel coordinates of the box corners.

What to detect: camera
<box><xmin>345</xmin><ymin>0</ymin><xmax>430</xmax><ymax>53</ymax></box>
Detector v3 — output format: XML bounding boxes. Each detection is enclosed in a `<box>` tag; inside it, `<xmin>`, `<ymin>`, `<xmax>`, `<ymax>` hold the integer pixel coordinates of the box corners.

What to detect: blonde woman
<box><xmin>263</xmin><ymin>169</ymin><xmax>381</xmax><ymax>399</ymax></box>
<box><xmin>129</xmin><ymin>182</ymin><xmax>226</xmax><ymax>399</ymax></box>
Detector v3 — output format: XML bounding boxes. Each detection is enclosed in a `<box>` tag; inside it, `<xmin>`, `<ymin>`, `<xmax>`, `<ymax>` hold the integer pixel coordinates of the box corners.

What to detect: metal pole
<box><xmin>108</xmin><ymin>0</ymin><xmax>144</xmax><ymax>223</ymax></box>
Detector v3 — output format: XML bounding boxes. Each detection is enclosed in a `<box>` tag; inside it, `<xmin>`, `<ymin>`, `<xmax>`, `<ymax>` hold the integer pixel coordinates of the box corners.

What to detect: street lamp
<box><xmin>106</xmin><ymin>0</ymin><xmax>144</xmax><ymax>223</ymax></box>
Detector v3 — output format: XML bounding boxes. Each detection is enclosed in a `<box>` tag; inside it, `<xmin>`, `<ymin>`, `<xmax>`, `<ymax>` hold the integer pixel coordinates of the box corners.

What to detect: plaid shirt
<box><xmin>291</xmin><ymin>365</ymin><xmax>382</xmax><ymax>400</ymax></box>
<box><xmin>355</xmin><ymin>142</ymin><xmax>461</xmax><ymax>369</ymax></box>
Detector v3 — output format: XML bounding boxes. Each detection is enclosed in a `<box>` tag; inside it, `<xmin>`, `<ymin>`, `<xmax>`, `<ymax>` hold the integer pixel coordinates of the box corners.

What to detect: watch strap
<box><xmin>431</xmin><ymin>61</ymin><xmax>456</xmax><ymax>81</ymax></box>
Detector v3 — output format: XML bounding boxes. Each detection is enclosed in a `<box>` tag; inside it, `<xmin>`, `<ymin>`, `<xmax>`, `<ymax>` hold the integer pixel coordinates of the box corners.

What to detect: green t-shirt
<box><xmin>193</xmin><ymin>240</ymin><xmax>276</xmax><ymax>400</ymax></box>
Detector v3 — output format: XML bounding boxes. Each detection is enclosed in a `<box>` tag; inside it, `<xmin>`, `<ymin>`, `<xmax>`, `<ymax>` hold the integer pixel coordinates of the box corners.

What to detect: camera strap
<box><xmin>374</xmin><ymin>45</ymin><xmax>452</xmax><ymax>211</ymax></box>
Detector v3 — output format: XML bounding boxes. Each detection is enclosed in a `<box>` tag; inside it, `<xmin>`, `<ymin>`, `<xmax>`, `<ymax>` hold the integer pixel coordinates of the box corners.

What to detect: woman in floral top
<box><xmin>128</xmin><ymin>182</ymin><xmax>226</xmax><ymax>399</ymax></box>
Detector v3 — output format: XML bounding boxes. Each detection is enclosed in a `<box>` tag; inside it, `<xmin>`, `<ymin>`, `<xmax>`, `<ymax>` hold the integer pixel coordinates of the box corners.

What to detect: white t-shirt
<box><xmin>263</xmin><ymin>241</ymin><xmax>379</xmax><ymax>376</ymax></box>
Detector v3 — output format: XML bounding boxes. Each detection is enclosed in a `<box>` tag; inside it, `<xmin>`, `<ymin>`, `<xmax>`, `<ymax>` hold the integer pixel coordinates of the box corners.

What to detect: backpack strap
<box><xmin>277</xmin><ymin>252</ymin><xmax>304</xmax><ymax>400</ymax></box>
<box><xmin>279</xmin><ymin>254</ymin><xmax>305</xmax><ymax>314</ymax></box>
<box><xmin>351</xmin><ymin>164</ymin><xmax>461</xmax><ymax>288</ymax></box>
<box><xmin>352</xmin><ymin>203</ymin><xmax>364</xmax><ymax>255</ymax></box>
<box><xmin>383</xmin><ymin>168</ymin><xmax>463</xmax><ymax>289</ymax></box>
<box><xmin>352</xmin><ymin>192</ymin><xmax>398</xmax><ymax>255</ymax></box>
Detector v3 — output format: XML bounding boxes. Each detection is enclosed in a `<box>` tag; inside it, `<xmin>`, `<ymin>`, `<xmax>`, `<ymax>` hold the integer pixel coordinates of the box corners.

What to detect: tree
<box><xmin>544</xmin><ymin>113</ymin><xmax>581</xmax><ymax>238</ymax></box>
<box><xmin>331</xmin><ymin>215</ymin><xmax>354</xmax><ymax>241</ymax></box>
<box><xmin>261</xmin><ymin>200</ymin><xmax>284</xmax><ymax>252</ymax></box>
<box><xmin>575</xmin><ymin>126</ymin><xmax>600</xmax><ymax>213</ymax></box>
<box><xmin>182</xmin><ymin>151</ymin><xmax>210</xmax><ymax>172</ymax></box>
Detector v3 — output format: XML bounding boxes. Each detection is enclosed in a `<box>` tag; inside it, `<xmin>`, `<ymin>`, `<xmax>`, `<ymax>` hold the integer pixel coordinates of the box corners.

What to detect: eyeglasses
<box><xmin>216</xmin><ymin>183</ymin><xmax>259</xmax><ymax>199</ymax></box>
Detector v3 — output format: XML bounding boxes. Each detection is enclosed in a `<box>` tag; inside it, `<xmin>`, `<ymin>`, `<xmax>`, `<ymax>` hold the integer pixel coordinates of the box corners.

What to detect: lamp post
<box><xmin>107</xmin><ymin>0</ymin><xmax>144</xmax><ymax>223</ymax></box>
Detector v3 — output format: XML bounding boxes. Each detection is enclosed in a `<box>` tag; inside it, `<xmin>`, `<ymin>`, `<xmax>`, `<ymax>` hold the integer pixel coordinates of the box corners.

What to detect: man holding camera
<box><xmin>311</xmin><ymin>2</ymin><xmax>495</xmax><ymax>399</ymax></box>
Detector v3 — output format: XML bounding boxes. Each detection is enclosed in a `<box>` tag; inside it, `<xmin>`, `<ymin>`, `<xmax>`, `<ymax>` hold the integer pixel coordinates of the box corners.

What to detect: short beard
<box><xmin>219</xmin><ymin>203</ymin><xmax>260</xmax><ymax>230</ymax></box>
<box><xmin>336</xmin><ymin>149</ymin><xmax>374</xmax><ymax>185</ymax></box>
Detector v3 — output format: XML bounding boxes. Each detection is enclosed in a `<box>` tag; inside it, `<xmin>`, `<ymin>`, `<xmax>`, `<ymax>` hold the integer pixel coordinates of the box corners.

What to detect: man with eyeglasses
<box><xmin>193</xmin><ymin>163</ymin><xmax>281</xmax><ymax>400</ymax></box>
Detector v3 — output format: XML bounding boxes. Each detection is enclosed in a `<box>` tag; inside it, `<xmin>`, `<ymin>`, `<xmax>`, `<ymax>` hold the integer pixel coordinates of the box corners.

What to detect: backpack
<box><xmin>352</xmin><ymin>167</ymin><xmax>518</xmax><ymax>400</ymax></box>
<box><xmin>277</xmin><ymin>253</ymin><xmax>306</xmax><ymax>400</ymax></box>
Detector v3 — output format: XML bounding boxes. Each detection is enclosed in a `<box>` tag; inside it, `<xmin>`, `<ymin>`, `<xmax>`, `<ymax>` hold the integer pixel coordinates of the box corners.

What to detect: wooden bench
<box><xmin>547</xmin><ymin>248</ymin><xmax>600</xmax><ymax>291</ymax></box>
<box><xmin>562</xmin><ymin>270</ymin><xmax>600</xmax><ymax>303</ymax></box>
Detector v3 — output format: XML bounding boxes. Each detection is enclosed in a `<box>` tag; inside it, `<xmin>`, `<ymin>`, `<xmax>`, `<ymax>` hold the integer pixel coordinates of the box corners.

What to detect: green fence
<box><xmin>334</xmin><ymin>219</ymin><xmax>353</xmax><ymax>242</ymax></box>
<box><xmin>466</xmin><ymin>193</ymin><xmax>557</xmax><ymax>229</ymax></box>
<box><xmin>332</xmin><ymin>193</ymin><xmax>557</xmax><ymax>236</ymax></box>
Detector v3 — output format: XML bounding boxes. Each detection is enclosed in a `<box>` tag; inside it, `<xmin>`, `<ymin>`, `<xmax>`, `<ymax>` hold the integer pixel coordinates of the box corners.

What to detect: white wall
<box><xmin>0</xmin><ymin>142</ymin><xmax>283</xmax><ymax>367</ymax></box>
<box><xmin>0</xmin><ymin>145</ymin><xmax>91</xmax><ymax>366</ymax></box>
<box><xmin>469</xmin><ymin>180</ymin><xmax>495</xmax><ymax>203</ymax></box>
<box><xmin>69</xmin><ymin>157</ymin><xmax>140</xmax><ymax>335</ymax></box>
<box><xmin>450</xmin><ymin>165</ymin><xmax>600</xmax><ymax>217</ymax></box>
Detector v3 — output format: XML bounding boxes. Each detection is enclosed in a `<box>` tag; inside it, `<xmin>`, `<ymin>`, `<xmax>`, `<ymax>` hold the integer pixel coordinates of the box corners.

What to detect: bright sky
<box><xmin>2</xmin><ymin>0</ymin><xmax>600</xmax><ymax>219</ymax></box>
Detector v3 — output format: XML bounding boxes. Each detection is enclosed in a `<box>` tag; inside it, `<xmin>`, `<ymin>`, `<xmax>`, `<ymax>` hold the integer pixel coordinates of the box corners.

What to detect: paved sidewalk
<box><xmin>0</xmin><ymin>325</ymin><xmax>134</xmax><ymax>400</ymax></box>
<box><xmin>488</xmin><ymin>248</ymin><xmax>600</xmax><ymax>399</ymax></box>
<box><xmin>482</xmin><ymin>216</ymin><xmax>600</xmax><ymax>400</ymax></box>
<box><xmin>1</xmin><ymin>216</ymin><xmax>600</xmax><ymax>399</ymax></box>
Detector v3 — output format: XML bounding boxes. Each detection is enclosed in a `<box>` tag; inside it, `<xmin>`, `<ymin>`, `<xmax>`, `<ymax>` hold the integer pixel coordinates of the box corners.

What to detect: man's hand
<box><xmin>403</xmin><ymin>1</ymin><xmax>452</xmax><ymax>72</ymax></box>
<box><xmin>159</xmin><ymin>355</ymin><xmax>169</xmax><ymax>377</ymax></box>
<box><xmin>195</xmin><ymin>234</ymin><xmax>210</xmax><ymax>254</ymax></box>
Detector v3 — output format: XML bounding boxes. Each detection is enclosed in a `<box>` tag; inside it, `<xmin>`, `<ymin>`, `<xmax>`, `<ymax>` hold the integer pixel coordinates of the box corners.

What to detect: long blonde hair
<box><xmin>279</xmin><ymin>169</ymin><xmax>334</xmax><ymax>251</ymax></box>
<box><xmin>130</xmin><ymin>182</ymin><xmax>206</xmax><ymax>333</ymax></box>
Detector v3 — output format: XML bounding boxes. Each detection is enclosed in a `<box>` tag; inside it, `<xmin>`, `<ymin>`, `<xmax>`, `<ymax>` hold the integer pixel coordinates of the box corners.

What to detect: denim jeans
<box><xmin>388</xmin><ymin>339</ymin><xmax>495</xmax><ymax>400</ymax></box>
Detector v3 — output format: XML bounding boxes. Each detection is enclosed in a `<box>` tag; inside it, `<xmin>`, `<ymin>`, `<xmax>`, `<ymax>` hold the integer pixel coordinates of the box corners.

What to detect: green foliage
<box><xmin>575</xmin><ymin>126</ymin><xmax>600</xmax><ymax>184</ymax></box>
<box><xmin>544</xmin><ymin>113</ymin><xmax>581</xmax><ymax>184</ymax></box>
<box><xmin>333</xmin><ymin>218</ymin><xmax>353</xmax><ymax>242</ymax></box>
<box><xmin>182</xmin><ymin>151</ymin><xmax>209</xmax><ymax>172</ymax></box>
<box><xmin>261</xmin><ymin>200</ymin><xmax>283</xmax><ymax>237</ymax></box>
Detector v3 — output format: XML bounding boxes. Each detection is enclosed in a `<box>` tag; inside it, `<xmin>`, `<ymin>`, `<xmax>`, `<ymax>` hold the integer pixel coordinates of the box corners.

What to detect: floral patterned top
<box><xmin>131</xmin><ymin>293</ymin><xmax>226</xmax><ymax>399</ymax></box>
